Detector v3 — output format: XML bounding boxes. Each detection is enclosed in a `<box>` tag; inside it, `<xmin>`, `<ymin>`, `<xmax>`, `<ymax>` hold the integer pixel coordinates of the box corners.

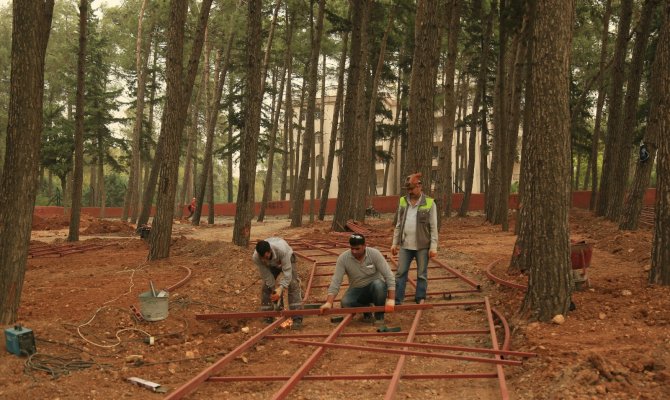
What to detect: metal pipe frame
<box><xmin>166</xmin><ymin>237</ymin><xmax>524</xmax><ymax>400</ymax></box>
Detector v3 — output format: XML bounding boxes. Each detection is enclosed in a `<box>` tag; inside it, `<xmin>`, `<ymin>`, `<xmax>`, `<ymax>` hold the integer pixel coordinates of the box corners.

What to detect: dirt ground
<box><xmin>1</xmin><ymin>209</ymin><xmax>669</xmax><ymax>399</ymax></box>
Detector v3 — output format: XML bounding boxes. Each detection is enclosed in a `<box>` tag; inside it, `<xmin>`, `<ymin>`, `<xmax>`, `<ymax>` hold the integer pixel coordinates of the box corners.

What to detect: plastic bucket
<box><xmin>138</xmin><ymin>290</ymin><xmax>169</xmax><ymax>321</ymax></box>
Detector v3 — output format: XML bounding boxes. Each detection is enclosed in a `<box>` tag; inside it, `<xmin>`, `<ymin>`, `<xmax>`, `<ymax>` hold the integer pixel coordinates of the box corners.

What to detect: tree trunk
<box><xmin>280</xmin><ymin>9</ymin><xmax>293</xmax><ymax>202</ymax></box>
<box><xmin>617</xmin><ymin>0</ymin><xmax>660</xmax><ymax>228</ymax></box>
<box><xmin>232</xmin><ymin>0</ymin><xmax>263</xmax><ymax>247</ymax></box>
<box><xmin>405</xmin><ymin>0</ymin><xmax>442</xmax><ymax>189</ymax></box>
<box><xmin>501</xmin><ymin>18</ymin><xmax>528</xmax><ymax>230</ymax></box>
<box><xmin>487</xmin><ymin>0</ymin><xmax>508</xmax><ymax>227</ymax></box>
<box><xmin>361</xmin><ymin>8</ymin><xmax>394</xmax><ymax>215</ymax></box>
<box><xmin>193</xmin><ymin>17</ymin><xmax>236</xmax><ymax>225</ymax></box>
<box><xmin>435</xmin><ymin>0</ymin><xmax>461</xmax><ymax>226</ymax></box>
<box><xmin>148</xmin><ymin>0</ymin><xmax>212</xmax><ymax>260</ymax></box>
<box><xmin>318</xmin><ymin>27</ymin><xmax>348</xmax><ymax>220</ymax></box>
<box><xmin>259</xmin><ymin>63</ymin><xmax>287</xmax><ymax>222</ymax></box>
<box><xmin>291</xmin><ymin>77</ymin><xmax>307</xmax><ymax>198</ymax></box>
<box><xmin>317</xmin><ymin>53</ymin><xmax>326</xmax><ymax>194</ymax></box>
<box><xmin>352</xmin><ymin>12</ymin><xmax>371</xmax><ymax>222</ymax></box>
<box><xmin>597</xmin><ymin>0</ymin><xmax>633</xmax><ymax>218</ymax></box>
<box><xmin>332</xmin><ymin>1</ymin><xmax>369</xmax><ymax>231</ymax></box>
<box><xmin>459</xmin><ymin>7</ymin><xmax>493</xmax><ymax>216</ymax></box>
<box><xmin>226</xmin><ymin>89</ymin><xmax>234</xmax><ymax>203</ymax></box>
<box><xmin>123</xmin><ymin>0</ymin><xmax>150</xmax><ymax>223</ymax></box>
<box><xmin>291</xmin><ymin>0</ymin><xmax>325</xmax><ymax>227</ymax></box>
<box><xmin>589</xmin><ymin>0</ymin><xmax>612</xmax><ymax>210</ymax></box>
<box><xmin>67</xmin><ymin>0</ymin><xmax>87</xmax><ymax>242</ymax></box>
<box><xmin>649</xmin><ymin>0</ymin><xmax>670</xmax><ymax>284</ymax></box>
<box><xmin>519</xmin><ymin>0</ymin><xmax>574</xmax><ymax>321</ymax></box>
<box><xmin>0</xmin><ymin>0</ymin><xmax>54</xmax><ymax>324</ymax></box>
<box><xmin>178</xmin><ymin>112</ymin><xmax>196</xmax><ymax>218</ymax></box>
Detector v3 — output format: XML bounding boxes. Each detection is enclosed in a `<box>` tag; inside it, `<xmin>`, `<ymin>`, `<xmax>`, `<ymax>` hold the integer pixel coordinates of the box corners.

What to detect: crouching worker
<box><xmin>320</xmin><ymin>234</ymin><xmax>396</xmax><ymax>325</ymax></box>
<box><xmin>253</xmin><ymin>238</ymin><xmax>303</xmax><ymax>329</ymax></box>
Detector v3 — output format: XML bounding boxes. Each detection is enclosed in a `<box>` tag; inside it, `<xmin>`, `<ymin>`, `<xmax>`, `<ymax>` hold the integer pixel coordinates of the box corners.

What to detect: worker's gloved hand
<box><xmin>384</xmin><ymin>298</ymin><xmax>395</xmax><ymax>313</ymax></box>
<box><xmin>391</xmin><ymin>245</ymin><xmax>398</xmax><ymax>256</ymax></box>
<box><xmin>270</xmin><ymin>287</ymin><xmax>284</xmax><ymax>302</ymax></box>
<box><xmin>319</xmin><ymin>301</ymin><xmax>333</xmax><ymax>314</ymax></box>
<box><xmin>429</xmin><ymin>250</ymin><xmax>437</xmax><ymax>259</ymax></box>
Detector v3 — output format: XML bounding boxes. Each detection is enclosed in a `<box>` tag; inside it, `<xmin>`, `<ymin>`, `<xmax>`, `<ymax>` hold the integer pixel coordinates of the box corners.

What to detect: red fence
<box><xmin>34</xmin><ymin>189</ymin><xmax>657</xmax><ymax>219</ymax></box>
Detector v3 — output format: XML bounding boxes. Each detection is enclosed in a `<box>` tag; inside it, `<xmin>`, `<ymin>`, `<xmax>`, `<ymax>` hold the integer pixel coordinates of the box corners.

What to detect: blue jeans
<box><xmin>340</xmin><ymin>279</ymin><xmax>387</xmax><ymax>321</ymax></box>
<box><xmin>395</xmin><ymin>248</ymin><xmax>429</xmax><ymax>304</ymax></box>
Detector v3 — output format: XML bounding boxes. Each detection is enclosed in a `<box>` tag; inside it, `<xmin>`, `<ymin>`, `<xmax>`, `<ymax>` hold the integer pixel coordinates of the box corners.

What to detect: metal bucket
<box><xmin>139</xmin><ymin>290</ymin><xmax>169</xmax><ymax>321</ymax></box>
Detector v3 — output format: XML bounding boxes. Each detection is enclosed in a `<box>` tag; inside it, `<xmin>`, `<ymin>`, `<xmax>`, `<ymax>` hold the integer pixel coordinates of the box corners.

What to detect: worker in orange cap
<box><xmin>390</xmin><ymin>172</ymin><xmax>438</xmax><ymax>304</ymax></box>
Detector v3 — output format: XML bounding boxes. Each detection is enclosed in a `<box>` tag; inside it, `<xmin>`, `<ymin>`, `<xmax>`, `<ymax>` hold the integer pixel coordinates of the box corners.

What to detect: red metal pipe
<box><xmin>265</xmin><ymin>329</ymin><xmax>491</xmax><ymax>340</ymax></box>
<box><xmin>484</xmin><ymin>297</ymin><xmax>510</xmax><ymax>400</ymax></box>
<box><xmin>270</xmin><ymin>314</ymin><xmax>354</xmax><ymax>400</ymax></box>
<box><xmin>290</xmin><ymin>340</ymin><xmax>522</xmax><ymax>366</ymax></box>
<box><xmin>492</xmin><ymin>307</ymin><xmax>512</xmax><ymax>351</ymax></box>
<box><xmin>385</xmin><ymin>306</ymin><xmax>423</xmax><ymax>399</ymax></box>
<box><xmin>364</xmin><ymin>340</ymin><xmax>537</xmax><ymax>358</ymax></box>
<box><xmin>302</xmin><ymin>261</ymin><xmax>318</xmax><ymax>301</ymax></box>
<box><xmin>195</xmin><ymin>303</ymin><xmax>432</xmax><ymax>320</ymax></box>
<box><xmin>485</xmin><ymin>259</ymin><xmax>527</xmax><ymax>290</ymax></box>
<box><xmin>432</xmin><ymin>258</ymin><xmax>481</xmax><ymax>290</ymax></box>
<box><xmin>166</xmin><ymin>265</ymin><xmax>192</xmax><ymax>292</ymax></box>
<box><xmin>164</xmin><ymin>317</ymin><xmax>288</xmax><ymax>400</ymax></box>
<box><xmin>208</xmin><ymin>372</ymin><xmax>498</xmax><ymax>382</ymax></box>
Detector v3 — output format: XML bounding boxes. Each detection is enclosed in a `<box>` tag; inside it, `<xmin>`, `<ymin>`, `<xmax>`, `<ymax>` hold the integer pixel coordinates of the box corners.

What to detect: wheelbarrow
<box><xmin>570</xmin><ymin>240</ymin><xmax>593</xmax><ymax>288</ymax></box>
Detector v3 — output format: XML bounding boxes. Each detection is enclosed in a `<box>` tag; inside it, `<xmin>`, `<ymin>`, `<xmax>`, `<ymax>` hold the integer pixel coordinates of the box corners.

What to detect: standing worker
<box><xmin>320</xmin><ymin>234</ymin><xmax>396</xmax><ymax>325</ymax></box>
<box><xmin>253</xmin><ymin>238</ymin><xmax>303</xmax><ymax>328</ymax></box>
<box><xmin>186</xmin><ymin>197</ymin><xmax>196</xmax><ymax>220</ymax></box>
<box><xmin>390</xmin><ymin>173</ymin><xmax>438</xmax><ymax>305</ymax></box>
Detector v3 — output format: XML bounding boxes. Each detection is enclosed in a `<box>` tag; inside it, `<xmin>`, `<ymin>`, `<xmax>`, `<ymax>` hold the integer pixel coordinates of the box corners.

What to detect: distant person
<box><xmin>186</xmin><ymin>197</ymin><xmax>196</xmax><ymax>220</ymax></box>
<box><xmin>391</xmin><ymin>172</ymin><xmax>438</xmax><ymax>305</ymax></box>
<box><xmin>253</xmin><ymin>238</ymin><xmax>303</xmax><ymax>329</ymax></box>
<box><xmin>320</xmin><ymin>234</ymin><xmax>396</xmax><ymax>325</ymax></box>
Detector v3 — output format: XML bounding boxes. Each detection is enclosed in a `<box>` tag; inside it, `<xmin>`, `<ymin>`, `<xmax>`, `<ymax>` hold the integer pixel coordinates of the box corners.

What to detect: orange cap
<box><xmin>405</xmin><ymin>172</ymin><xmax>422</xmax><ymax>189</ymax></box>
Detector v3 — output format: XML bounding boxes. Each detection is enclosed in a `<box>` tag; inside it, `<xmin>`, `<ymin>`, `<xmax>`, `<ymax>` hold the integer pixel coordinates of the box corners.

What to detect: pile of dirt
<box><xmin>31</xmin><ymin>213</ymin><xmax>73</xmax><ymax>230</ymax></box>
<box><xmin>80</xmin><ymin>218</ymin><xmax>135</xmax><ymax>235</ymax></box>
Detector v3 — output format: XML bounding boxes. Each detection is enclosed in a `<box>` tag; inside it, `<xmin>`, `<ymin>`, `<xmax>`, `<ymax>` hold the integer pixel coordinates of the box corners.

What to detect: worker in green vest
<box><xmin>390</xmin><ymin>172</ymin><xmax>438</xmax><ymax>304</ymax></box>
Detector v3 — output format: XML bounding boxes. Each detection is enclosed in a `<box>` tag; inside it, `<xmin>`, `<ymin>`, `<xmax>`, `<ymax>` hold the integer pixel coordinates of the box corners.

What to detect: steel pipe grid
<box><xmin>166</xmin><ymin>236</ymin><xmax>523</xmax><ymax>399</ymax></box>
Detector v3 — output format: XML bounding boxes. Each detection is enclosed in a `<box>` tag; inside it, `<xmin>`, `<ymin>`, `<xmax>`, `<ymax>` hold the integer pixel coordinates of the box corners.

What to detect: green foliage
<box><xmin>102</xmin><ymin>172</ymin><xmax>128</xmax><ymax>207</ymax></box>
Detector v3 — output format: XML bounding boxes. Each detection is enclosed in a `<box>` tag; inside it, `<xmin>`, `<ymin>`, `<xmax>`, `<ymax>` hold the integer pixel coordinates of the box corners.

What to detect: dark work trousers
<box><xmin>260</xmin><ymin>264</ymin><xmax>303</xmax><ymax>321</ymax></box>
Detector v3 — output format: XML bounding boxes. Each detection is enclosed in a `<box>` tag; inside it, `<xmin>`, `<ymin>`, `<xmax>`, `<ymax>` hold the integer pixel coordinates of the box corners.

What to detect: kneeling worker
<box><xmin>320</xmin><ymin>234</ymin><xmax>396</xmax><ymax>325</ymax></box>
<box><xmin>253</xmin><ymin>238</ymin><xmax>303</xmax><ymax>328</ymax></box>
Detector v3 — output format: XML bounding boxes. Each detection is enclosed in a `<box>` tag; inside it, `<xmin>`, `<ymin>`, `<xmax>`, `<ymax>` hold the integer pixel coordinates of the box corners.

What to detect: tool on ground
<box><xmin>376</xmin><ymin>326</ymin><xmax>402</xmax><ymax>333</ymax></box>
<box><xmin>271</xmin><ymin>287</ymin><xmax>285</xmax><ymax>311</ymax></box>
<box><xmin>4</xmin><ymin>325</ymin><xmax>36</xmax><ymax>356</ymax></box>
<box><xmin>127</xmin><ymin>377</ymin><xmax>167</xmax><ymax>393</ymax></box>
<box><xmin>129</xmin><ymin>305</ymin><xmax>145</xmax><ymax>322</ymax></box>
